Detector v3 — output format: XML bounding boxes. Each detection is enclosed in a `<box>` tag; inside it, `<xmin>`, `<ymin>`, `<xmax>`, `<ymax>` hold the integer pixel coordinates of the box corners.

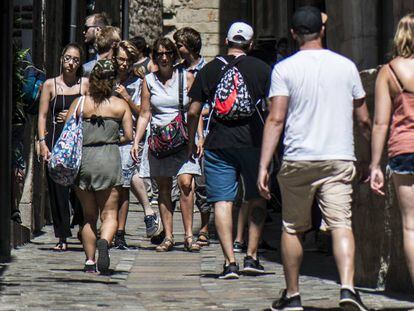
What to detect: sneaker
<box><xmin>270</xmin><ymin>289</ymin><xmax>303</xmax><ymax>311</ymax></box>
<box><xmin>96</xmin><ymin>239</ymin><xmax>110</xmax><ymax>273</ymax></box>
<box><xmin>150</xmin><ymin>198</ymin><xmax>158</xmax><ymax>206</ymax></box>
<box><xmin>113</xmin><ymin>231</ymin><xmax>129</xmax><ymax>250</ymax></box>
<box><xmin>243</xmin><ymin>256</ymin><xmax>265</xmax><ymax>275</ymax></box>
<box><xmin>233</xmin><ymin>241</ymin><xmax>247</xmax><ymax>253</ymax></box>
<box><xmin>83</xmin><ymin>260</ymin><xmax>97</xmax><ymax>273</ymax></box>
<box><xmin>218</xmin><ymin>262</ymin><xmax>239</xmax><ymax>280</ymax></box>
<box><xmin>144</xmin><ymin>213</ymin><xmax>162</xmax><ymax>238</ymax></box>
<box><xmin>339</xmin><ymin>288</ymin><xmax>369</xmax><ymax>311</ymax></box>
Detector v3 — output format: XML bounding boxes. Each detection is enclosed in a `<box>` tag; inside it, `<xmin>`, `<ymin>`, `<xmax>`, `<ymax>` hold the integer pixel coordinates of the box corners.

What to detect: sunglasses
<box><xmin>155</xmin><ymin>51</ymin><xmax>174</xmax><ymax>58</ymax></box>
<box><xmin>83</xmin><ymin>25</ymin><xmax>98</xmax><ymax>32</ymax></box>
<box><xmin>63</xmin><ymin>55</ymin><xmax>80</xmax><ymax>65</ymax></box>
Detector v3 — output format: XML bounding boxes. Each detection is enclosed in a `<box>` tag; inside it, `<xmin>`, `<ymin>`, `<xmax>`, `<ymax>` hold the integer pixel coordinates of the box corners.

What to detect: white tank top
<box><xmin>145</xmin><ymin>69</ymin><xmax>189</xmax><ymax>127</ymax></box>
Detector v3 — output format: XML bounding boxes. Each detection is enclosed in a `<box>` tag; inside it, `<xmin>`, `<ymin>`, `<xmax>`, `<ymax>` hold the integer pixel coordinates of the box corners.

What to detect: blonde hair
<box><xmin>95</xmin><ymin>26</ymin><xmax>121</xmax><ymax>54</ymax></box>
<box><xmin>116</xmin><ymin>40</ymin><xmax>139</xmax><ymax>64</ymax></box>
<box><xmin>393</xmin><ymin>14</ymin><xmax>414</xmax><ymax>58</ymax></box>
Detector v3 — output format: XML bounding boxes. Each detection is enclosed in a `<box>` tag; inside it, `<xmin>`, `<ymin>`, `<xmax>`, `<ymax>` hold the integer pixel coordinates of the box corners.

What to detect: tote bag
<box><xmin>48</xmin><ymin>96</ymin><xmax>84</xmax><ymax>186</ymax></box>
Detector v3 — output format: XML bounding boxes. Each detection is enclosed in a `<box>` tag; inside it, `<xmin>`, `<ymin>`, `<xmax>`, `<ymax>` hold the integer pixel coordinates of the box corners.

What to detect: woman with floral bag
<box><xmin>131</xmin><ymin>37</ymin><xmax>203</xmax><ymax>252</ymax></box>
<box><xmin>67</xmin><ymin>59</ymin><xmax>133</xmax><ymax>273</ymax></box>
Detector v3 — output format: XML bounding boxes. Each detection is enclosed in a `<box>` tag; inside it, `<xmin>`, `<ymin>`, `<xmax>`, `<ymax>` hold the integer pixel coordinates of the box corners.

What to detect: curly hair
<box><xmin>393</xmin><ymin>14</ymin><xmax>414</xmax><ymax>58</ymax></box>
<box><xmin>151</xmin><ymin>37</ymin><xmax>179</xmax><ymax>66</ymax></box>
<box><xmin>89</xmin><ymin>59</ymin><xmax>117</xmax><ymax>104</ymax></box>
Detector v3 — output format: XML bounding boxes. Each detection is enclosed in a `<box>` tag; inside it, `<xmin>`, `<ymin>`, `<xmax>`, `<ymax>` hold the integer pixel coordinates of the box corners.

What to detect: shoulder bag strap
<box><xmin>179</xmin><ymin>68</ymin><xmax>184</xmax><ymax>113</ymax></box>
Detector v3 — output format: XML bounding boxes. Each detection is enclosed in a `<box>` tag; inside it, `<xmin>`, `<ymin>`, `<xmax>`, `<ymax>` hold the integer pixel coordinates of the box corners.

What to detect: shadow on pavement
<box><xmin>358</xmin><ymin>288</ymin><xmax>414</xmax><ymax>303</ymax></box>
<box><xmin>34</xmin><ymin>276</ymin><xmax>119</xmax><ymax>285</ymax></box>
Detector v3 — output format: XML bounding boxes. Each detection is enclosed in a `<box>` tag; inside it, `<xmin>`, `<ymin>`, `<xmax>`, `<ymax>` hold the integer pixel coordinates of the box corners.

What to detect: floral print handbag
<box><xmin>48</xmin><ymin>96</ymin><xmax>84</xmax><ymax>186</ymax></box>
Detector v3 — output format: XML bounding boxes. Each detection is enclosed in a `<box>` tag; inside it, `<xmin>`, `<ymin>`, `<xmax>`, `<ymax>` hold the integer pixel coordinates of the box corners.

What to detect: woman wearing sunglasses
<box><xmin>38</xmin><ymin>43</ymin><xmax>89</xmax><ymax>251</ymax></box>
<box><xmin>131</xmin><ymin>37</ymin><xmax>202</xmax><ymax>252</ymax></box>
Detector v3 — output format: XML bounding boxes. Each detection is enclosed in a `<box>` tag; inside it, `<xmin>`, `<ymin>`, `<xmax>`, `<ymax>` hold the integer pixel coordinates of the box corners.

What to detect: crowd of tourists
<box><xmin>33</xmin><ymin>5</ymin><xmax>414</xmax><ymax>311</ymax></box>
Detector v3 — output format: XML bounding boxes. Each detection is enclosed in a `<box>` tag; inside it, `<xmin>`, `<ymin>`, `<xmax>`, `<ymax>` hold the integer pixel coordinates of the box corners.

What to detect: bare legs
<box><xmin>178</xmin><ymin>174</ymin><xmax>195</xmax><ymax>238</ymax></box>
<box><xmin>156</xmin><ymin>177</ymin><xmax>174</xmax><ymax>240</ymax></box>
<box><xmin>246</xmin><ymin>198</ymin><xmax>267</xmax><ymax>260</ymax></box>
<box><xmin>156</xmin><ymin>174</ymin><xmax>196</xmax><ymax>241</ymax></box>
<box><xmin>215</xmin><ymin>198</ymin><xmax>266</xmax><ymax>265</ymax></box>
<box><xmin>117</xmin><ymin>187</ymin><xmax>129</xmax><ymax>232</ymax></box>
<box><xmin>393</xmin><ymin>174</ymin><xmax>414</xmax><ymax>284</ymax></box>
<box><xmin>75</xmin><ymin>187</ymin><xmax>119</xmax><ymax>261</ymax></box>
<box><xmin>215</xmin><ymin>201</ymin><xmax>235</xmax><ymax>265</ymax></box>
<box><xmin>131</xmin><ymin>174</ymin><xmax>154</xmax><ymax>216</ymax></box>
<box><xmin>235</xmin><ymin>201</ymin><xmax>249</xmax><ymax>244</ymax></box>
<box><xmin>281</xmin><ymin>227</ymin><xmax>356</xmax><ymax>296</ymax></box>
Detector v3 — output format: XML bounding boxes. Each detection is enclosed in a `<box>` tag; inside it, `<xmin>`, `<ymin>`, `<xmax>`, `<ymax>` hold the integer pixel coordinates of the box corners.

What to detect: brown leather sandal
<box><xmin>196</xmin><ymin>232</ymin><xmax>210</xmax><ymax>247</ymax></box>
<box><xmin>155</xmin><ymin>237</ymin><xmax>174</xmax><ymax>252</ymax></box>
<box><xmin>184</xmin><ymin>236</ymin><xmax>201</xmax><ymax>252</ymax></box>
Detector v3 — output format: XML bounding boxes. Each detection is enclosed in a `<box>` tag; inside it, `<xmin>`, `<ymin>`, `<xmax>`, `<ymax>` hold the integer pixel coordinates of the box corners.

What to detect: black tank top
<box><xmin>46</xmin><ymin>77</ymin><xmax>82</xmax><ymax>149</ymax></box>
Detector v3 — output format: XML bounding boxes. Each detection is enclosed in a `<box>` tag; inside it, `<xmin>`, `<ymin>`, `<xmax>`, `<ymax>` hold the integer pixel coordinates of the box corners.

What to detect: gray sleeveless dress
<box><xmin>76</xmin><ymin>117</ymin><xmax>123</xmax><ymax>191</ymax></box>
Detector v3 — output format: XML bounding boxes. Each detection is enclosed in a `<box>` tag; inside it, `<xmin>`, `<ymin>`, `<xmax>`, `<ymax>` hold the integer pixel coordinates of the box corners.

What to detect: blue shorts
<box><xmin>389</xmin><ymin>153</ymin><xmax>414</xmax><ymax>175</ymax></box>
<box><xmin>204</xmin><ymin>148</ymin><xmax>261</xmax><ymax>203</ymax></box>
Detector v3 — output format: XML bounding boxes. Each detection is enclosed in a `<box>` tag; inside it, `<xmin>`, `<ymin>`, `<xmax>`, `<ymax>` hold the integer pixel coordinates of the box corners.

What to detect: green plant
<box><xmin>12</xmin><ymin>45</ymin><xmax>30</xmax><ymax>126</ymax></box>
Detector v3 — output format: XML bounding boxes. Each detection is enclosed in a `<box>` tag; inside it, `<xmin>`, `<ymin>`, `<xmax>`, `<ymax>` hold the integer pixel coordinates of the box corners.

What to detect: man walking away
<box><xmin>188</xmin><ymin>22</ymin><xmax>271</xmax><ymax>279</ymax></box>
<box><xmin>257</xmin><ymin>6</ymin><xmax>371</xmax><ymax>311</ymax></box>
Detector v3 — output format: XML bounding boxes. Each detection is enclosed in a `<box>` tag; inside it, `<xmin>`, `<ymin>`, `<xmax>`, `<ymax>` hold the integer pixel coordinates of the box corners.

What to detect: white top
<box><xmin>145</xmin><ymin>69</ymin><xmax>189</xmax><ymax>127</ymax></box>
<box><xmin>269</xmin><ymin>49</ymin><xmax>366</xmax><ymax>161</ymax></box>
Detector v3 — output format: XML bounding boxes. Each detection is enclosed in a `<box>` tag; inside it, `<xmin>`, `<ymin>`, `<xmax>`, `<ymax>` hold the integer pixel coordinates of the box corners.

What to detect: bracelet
<box><xmin>38</xmin><ymin>137</ymin><xmax>46</xmax><ymax>142</ymax></box>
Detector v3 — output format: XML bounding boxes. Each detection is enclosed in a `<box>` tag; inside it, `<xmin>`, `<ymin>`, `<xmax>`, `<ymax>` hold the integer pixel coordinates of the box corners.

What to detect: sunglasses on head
<box><xmin>155</xmin><ymin>51</ymin><xmax>174</xmax><ymax>58</ymax></box>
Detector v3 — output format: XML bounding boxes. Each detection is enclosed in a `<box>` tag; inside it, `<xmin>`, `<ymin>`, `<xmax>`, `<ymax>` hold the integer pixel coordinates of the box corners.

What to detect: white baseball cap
<box><xmin>227</xmin><ymin>22</ymin><xmax>254</xmax><ymax>43</ymax></box>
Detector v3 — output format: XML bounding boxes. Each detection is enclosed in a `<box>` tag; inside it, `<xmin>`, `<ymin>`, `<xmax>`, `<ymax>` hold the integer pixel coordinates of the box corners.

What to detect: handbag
<box><xmin>48</xmin><ymin>96</ymin><xmax>84</xmax><ymax>186</ymax></box>
<box><xmin>148</xmin><ymin>69</ymin><xmax>188</xmax><ymax>159</ymax></box>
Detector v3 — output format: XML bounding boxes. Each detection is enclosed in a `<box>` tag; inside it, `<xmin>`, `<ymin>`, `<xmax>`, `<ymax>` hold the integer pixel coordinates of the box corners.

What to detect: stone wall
<box><xmin>129</xmin><ymin>0</ymin><xmax>163</xmax><ymax>45</ymax></box>
<box><xmin>162</xmin><ymin>0</ymin><xmax>221</xmax><ymax>60</ymax></box>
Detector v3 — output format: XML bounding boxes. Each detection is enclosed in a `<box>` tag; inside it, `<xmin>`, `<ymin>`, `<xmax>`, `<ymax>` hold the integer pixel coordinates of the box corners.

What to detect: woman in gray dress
<box><xmin>66</xmin><ymin>59</ymin><xmax>133</xmax><ymax>273</ymax></box>
<box><xmin>131</xmin><ymin>38</ymin><xmax>203</xmax><ymax>252</ymax></box>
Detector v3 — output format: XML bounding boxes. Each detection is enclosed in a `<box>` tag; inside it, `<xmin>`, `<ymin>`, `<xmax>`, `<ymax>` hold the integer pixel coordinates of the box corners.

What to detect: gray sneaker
<box><xmin>144</xmin><ymin>213</ymin><xmax>162</xmax><ymax>238</ymax></box>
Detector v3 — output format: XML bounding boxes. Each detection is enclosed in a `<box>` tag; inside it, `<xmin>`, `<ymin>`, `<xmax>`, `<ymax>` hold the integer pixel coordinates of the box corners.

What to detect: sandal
<box><xmin>52</xmin><ymin>241</ymin><xmax>68</xmax><ymax>252</ymax></box>
<box><xmin>184</xmin><ymin>236</ymin><xmax>201</xmax><ymax>252</ymax></box>
<box><xmin>196</xmin><ymin>232</ymin><xmax>210</xmax><ymax>247</ymax></box>
<box><xmin>155</xmin><ymin>237</ymin><xmax>175</xmax><ymax>252</ymax></box>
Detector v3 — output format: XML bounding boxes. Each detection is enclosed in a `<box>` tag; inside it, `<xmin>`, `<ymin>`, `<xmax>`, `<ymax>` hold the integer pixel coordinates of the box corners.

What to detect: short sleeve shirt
<box><xmin>269</xmin><ymin>49</ymin><xmax>366</xmax><ymax>161</ymax></box>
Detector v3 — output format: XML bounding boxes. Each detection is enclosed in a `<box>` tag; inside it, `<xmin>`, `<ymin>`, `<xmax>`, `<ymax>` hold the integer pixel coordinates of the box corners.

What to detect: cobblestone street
<box><xmin>1</xmin><ymin>199</ymin><xmax>414</xmax><ymax>311</ymax></box>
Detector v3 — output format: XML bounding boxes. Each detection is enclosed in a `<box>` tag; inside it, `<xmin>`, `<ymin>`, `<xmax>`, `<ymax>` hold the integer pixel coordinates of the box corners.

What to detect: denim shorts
<box><xmin>204</xmin><ymin>148</ymin><xmax>261</xmax><ymax>203</ymax></box>
<box><xmin>388</xmin><ymin>153</ymin><xmax>414</xmax><ymax>175</ymax></box>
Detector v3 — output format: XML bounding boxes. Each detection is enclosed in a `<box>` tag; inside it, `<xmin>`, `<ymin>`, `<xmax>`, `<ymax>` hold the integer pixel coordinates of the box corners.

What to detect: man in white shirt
<box><xmin>257</xmin><ymin>6</ymin><xmax>371</xmax><ymax>311</ymax></box>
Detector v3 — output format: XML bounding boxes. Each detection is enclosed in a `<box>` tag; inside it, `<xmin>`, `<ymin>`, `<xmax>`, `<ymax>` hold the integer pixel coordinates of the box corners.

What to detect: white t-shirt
<box><xmin>269</xmin><ymin>49</ymin><xmax>366</xmax><ymax>161</ymax></box>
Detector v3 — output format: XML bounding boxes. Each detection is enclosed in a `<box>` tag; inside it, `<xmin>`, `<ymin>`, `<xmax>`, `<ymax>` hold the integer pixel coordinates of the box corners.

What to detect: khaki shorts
<box><xmin>277</xmin><ymin>160</ymin><xmax>356</xmax><ymax>234</ymax></box>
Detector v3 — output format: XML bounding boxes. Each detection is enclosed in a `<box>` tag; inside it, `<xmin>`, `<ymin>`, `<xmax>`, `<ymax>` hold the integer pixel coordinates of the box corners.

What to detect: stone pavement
<box><xmin>1</xmin><ymin>199</ymin><xmax>414</xmax><ymax>311</ymax></box>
